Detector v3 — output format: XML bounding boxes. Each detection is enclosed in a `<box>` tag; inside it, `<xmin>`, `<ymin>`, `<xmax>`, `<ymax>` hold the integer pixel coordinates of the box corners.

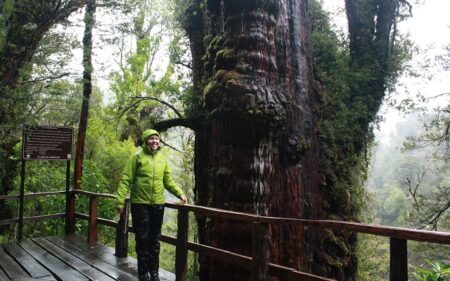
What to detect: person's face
<box><xmin>147</xmin><ymin>135</ymin><xmax>160</xmax><ymax>151</ymax></box>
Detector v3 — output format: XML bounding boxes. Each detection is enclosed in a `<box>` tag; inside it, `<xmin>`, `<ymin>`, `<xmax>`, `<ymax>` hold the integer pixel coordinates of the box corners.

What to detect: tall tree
<box><xmin>158</xmin><ymin>0</ymin><xmax>409</xmax><ymax>279</ymax></box>
<box><xmin>0</xmin><ymin>0</ymin><xmax>85</xmax><ymax>221</ymax></box>
<box><xmin>181</xmin><ymin>0</ymin><xmax>320</xmax><ymax>279</ymax></box>
<box><xmin>74</xmin><ymin>0</ymin><xmax>96</xmax><ymax>189</ymax></box>
<box><xmin>0</xmin><ymin>0</ymin><xmax>84</xmax><ymax>93</ymax></box>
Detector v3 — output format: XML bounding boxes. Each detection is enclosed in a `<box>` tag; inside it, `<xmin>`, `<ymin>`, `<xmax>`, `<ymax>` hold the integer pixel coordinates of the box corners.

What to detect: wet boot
<box><xmin>139</xmin><ymin>272</ymin><xmax>151</xmax><ymax>281</ymax></box>
<box><xmin>150</xmin><ymin>271</ymin><xmax>160</xmax><ymax>281</ymax></box>
<box><xmin>136</xmin><ymin>250</ymin><xmax>151</xmax><ymax>281</ymax></box>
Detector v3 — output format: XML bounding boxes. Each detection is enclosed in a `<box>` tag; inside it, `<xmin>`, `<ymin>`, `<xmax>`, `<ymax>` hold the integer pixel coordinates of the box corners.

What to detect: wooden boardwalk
<box><xmin>0</xmin><ymin>234</ymin><xmax>175</xmax><ymax>281</ymax></box>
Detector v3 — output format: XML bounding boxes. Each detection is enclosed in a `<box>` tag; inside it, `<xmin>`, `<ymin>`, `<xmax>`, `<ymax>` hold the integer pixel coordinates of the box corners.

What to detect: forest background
<box><xmin>0</xmin><ymin>0</ymin><xmax>449</xmax><ymax>280</ymax></box>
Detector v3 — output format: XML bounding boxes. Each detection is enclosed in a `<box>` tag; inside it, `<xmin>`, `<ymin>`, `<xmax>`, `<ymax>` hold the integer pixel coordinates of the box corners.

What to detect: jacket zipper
<box><xmin>151</xmin><ymin>154</ymin><xmax>155</xmax><ymax>203</ymax></box>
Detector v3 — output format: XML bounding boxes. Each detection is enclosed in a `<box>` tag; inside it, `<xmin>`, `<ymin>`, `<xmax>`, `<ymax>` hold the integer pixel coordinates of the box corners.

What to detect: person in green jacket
<box><xmin>116</xmin><ymin>129</ymin><xmax>187</xmax><ymax>281</ymax></box>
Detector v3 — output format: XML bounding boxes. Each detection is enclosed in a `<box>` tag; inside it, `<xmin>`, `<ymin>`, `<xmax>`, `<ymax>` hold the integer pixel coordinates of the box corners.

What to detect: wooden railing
<box><xmin>1</xmin><ymin>189</ymin><xmax>450</xmax><ymax>281</ymax></box>
<box><xmin>71</xmin><ymin>190</ymin><xmax>334</xmax><ymax>281</ymax></box>
<box><xmin>0</xmin><ymin>191</ymin><xmax>66</xmax><ymax>227</ymax></box>
<box><xmin>74</xmin><ymin>191</ymin><xmax>450</xmax><ymax>281</ymax></box>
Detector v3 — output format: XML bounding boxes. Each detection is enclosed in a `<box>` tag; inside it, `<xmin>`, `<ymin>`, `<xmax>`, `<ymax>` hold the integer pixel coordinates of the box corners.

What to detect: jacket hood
<box><xmin>142</xmin><ymin>129</ymin><xmax>160</xmax><ymax>153</ymax></box>
<box><xmin>142</xmin><ymin>129</ymin><xmax>160</xmax><ymax>143</ymax></box>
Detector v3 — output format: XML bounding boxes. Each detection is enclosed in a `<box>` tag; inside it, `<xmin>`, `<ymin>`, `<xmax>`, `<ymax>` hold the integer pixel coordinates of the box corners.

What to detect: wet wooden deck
<box><xmin>0</xmin><ymin>234</ymin><xmax>175</xmax><ymax>281</ymax></box>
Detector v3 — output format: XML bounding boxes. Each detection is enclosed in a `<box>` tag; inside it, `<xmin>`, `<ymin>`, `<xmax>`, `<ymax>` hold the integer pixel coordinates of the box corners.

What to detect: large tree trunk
<box><xmin>185</xmin><ymin>1</ymin><xmax>323</xmax><ymax>280</ymax></box>
<box><xmin>179</xmin><ymin>0</ymin><xmax>400</xmax><ymax>279</ymax></box>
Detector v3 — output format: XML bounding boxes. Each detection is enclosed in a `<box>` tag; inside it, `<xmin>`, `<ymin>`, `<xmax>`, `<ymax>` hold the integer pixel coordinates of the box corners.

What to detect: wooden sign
<box><xmin>23</xmin><ymin>126</ymin><xmax>73</xmax><ymax>160</ymax></box>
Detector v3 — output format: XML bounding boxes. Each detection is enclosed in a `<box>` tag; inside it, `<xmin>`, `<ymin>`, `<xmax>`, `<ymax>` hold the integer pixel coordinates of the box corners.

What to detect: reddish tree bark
<box><xmin>185</xmin><ymin>1</ymin><xmax>323</xmax><ymax>280</ymax></box>
<box><xmin>159</xmin><ymin>0</ymin><xmax>402</xmax><ymax>279</ymax></box>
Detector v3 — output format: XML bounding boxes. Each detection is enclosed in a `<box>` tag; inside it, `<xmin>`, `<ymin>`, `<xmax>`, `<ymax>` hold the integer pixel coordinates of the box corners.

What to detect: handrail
<box><xmin>165</xmin><ymin>203</ymin><xmax>450</xmax><ymax>244</ymax></box>
<box><xmin>0</xmin><ymin>191</ymin><xmax>65</xmax><ymax>200</ymax></box>
<box><xmin>2</xmin><ymin>190</ymin><xmax>449</xmax><ymax>281</ymax></box>
<box><xmin>0</xmin><ymin>213</ymin><xmax>65</xmax><ymax>226</ymax></box>
<box><xmin>74</xmin><ymin>189</ymin><xmax>116</xmax><ymax>199</ymax></box>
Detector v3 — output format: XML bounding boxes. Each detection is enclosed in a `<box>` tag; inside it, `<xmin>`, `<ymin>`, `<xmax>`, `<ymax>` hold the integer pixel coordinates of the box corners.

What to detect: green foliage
<box><xmin>414</xmin><ymin>260</ymin><xmax>450</xmax><ymax>281</ymax></box>
<box><xmin>5</xmin><ymin>144</ymin><xmax>68</xmax><ymax>238</ymax></box>
<box><xmin>382</xmin><ymin>187</ymin><xmax>408</xmax><ymax>225</ymax></box>
<box><xmin>108</xmin><ymin>0</ymin><xmax>189</xmax><ymax>142</ymax></box>
<box><xmin>310</xmin><ymin>0</ymin><xmax>367</xmax><ymax>218</ymax></box>
<box><xmin>356</xmin><ymin>234</ymin><xmax>389</xmax><ymax>281</ymax></box>
<box><xmin>0</xmin><ymin>0</ymin><xmax>13</xmax><ymax>47</ymax></box>
<box><xmin>84</xmin><ymin>113</ymin><xmax>138</xmax><ymax>189</ymax></box>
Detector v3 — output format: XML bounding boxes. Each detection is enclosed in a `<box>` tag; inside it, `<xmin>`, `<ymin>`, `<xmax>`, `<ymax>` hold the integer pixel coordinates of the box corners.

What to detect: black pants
<box><xmin>131</xmin><ymin>204</ymin><xmax>164</xmax><ymax>277</ymax></box>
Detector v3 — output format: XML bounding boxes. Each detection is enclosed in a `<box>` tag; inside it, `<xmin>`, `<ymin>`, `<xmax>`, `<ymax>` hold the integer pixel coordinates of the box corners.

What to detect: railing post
<box><xmin>390</xmin><ymin>238</ymin><xmax>408</xmax><ymax>281</ymax></box>
<box><xmin>18</xmin><ymin>159</ymin><xmax>26</xmax><ymax>241</ymax></box>
<box><xmin>88</xmin><ymin>195</ymin><xmax>98</xmax><ymax>242</ymax></box>
<box><xmin>115</xmin><ymin>199</ymin><xmax>130</xmax><ymax>257</ymax></box>
<box><xmin>175</xmin><ymin>208</ymin><xmax>188</xmax><ymax>281</ymax></box>
<box><xmin>65</xmin><ymin>160</ymin><xmax>76</xmax><ymax>235</ymax></box>
<box><xmin>252</xmin><ymin>222</ymin><xmax>270</xmax><ymax>281</ymax></box>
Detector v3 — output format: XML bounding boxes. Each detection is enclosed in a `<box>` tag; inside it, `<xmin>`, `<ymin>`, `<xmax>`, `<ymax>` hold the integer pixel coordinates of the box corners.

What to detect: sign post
<box><xmin>20</xmin><ymin>126</ymin><xmax>73</xmax><ymax>240</ymax></box>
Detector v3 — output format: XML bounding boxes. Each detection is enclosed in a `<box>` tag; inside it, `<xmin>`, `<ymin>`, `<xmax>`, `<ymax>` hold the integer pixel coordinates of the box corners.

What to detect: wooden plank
<box><xmin>390</xmin><ymin>238</ymin><xmax>408</xmax><ymax>281</ymax></box>
<box><xmin>75</xmin><ymin>189</ymin><xmax>117</xmax><ymax>199</ymax></box>
<box><xmin>0</xmin><ymin>219</ymin><xmax>19</xmax><ymax>226</ymax></box>
<box><xmin>175</xmin><ymin>209</ymin><xmax>188</xmax><ymax>281</ymax></box>
<box><xmin>183</xmin><ymin>239</ymin><xmax>334</xmax><ymax>281</ymax></box>
<box><xmin>88</xmin><ymin>196</ymin><xmax>99</xmax><ymax>242</ymax></box>
<box><xmin>3</xmin><ymin>242</ymin><xmax>52</xmax><ymax>278</ymax></box>
<box><xmin>0</xmin><ymin>245</ymin><xmax>31</xmax><ymax>280</ymax></box>
<box><xmin>60</xmin><ymin>235</ymin><xmax>175</xmax><ymax>281</ymax></box>
<box><xmin>115</xmin><ymin>199</ymin><xmax>130</xmax><ymax>258</ymax></box>
<box><xmin>0</xmin><ymin>262</ymin><xmax>11</xmax><ymax>280</ymax></box>
<box><xmin>22</xmin><ymin>213</ymin><xmax>65</xmax><ymax>223</ymax></box>
<box><xmin>0</xmin><ymin>194</ymin><xmax>20</xmax><ymax>200</ymax></box>
<box><xmin>251</xmin><ymin>222</ymin><xmax>270</xmax><ymax>281</ymax></box>
<box><xmin>24</xmin><ymin>191</ymin><xmax>65</xmax><ymax>198</ymax></box>
<box><xmin>33</xmin><ymin>237</ymin><xmax>115</xmax><ymax>281</ymax></box>
<box><xmin>18</xmin><ymin>239</ymin><xmax>89</xmax><ymax>281</ymax></box>
<box><xmin>61</xmin><ymin>234</ymin><xmax>135</xmax><ymax>266</ymax></box>
<box><xmin>45</xmin><ymin>236</ymin><xmax>136</xmax><ymax>281</ymax></box>
<box><xmin>164</xmin><ymin>203</ymin><xmax>450</xmax><ymax>244</ymax></box>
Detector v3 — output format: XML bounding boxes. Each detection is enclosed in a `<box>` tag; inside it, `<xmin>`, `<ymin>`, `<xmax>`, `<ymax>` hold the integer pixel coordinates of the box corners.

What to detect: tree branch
<box><xmin>160</xmin><ymin>140</ymin><xmax>182</xmax><ymax>153</ymax></box>
<box><xmin>420</xmin><ymin>199</ymin><xmax>450</xmax><ymax>230</ymax></box>
<box><xmin>174</xmin><ymin>59</ymin><xmax>192</xmax><ymax>69</ymax></box>
<box><xmin>153</xmin><ymin>117</ymin><xmax>201</xmax><ymax>132</ymax></box>
<box><xmin>130</xmin><ymin>96</ymin><xmax>183</xmax><ymax>118</ymax></box>
<box><xmin>19</xmin><ymin>72</ymin><xmax>71</xmax><ymax>85</ymax></box>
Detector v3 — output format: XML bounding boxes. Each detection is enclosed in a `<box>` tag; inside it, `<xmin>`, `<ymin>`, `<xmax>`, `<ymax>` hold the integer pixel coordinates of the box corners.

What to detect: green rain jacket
<box><xmin>116</xmin><ymin>129</ymin><xmax>185</xmax><ymax>208</ymax></box>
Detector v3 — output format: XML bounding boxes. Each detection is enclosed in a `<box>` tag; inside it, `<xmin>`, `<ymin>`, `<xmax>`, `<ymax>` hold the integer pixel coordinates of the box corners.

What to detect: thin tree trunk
<box><xmin>0</xmin><ymin>0</ymin><xmax>84</xmax><ymax>228</ymax></box>
<box><xmin>74</xmin><ymin>0</ymin><xmax>96</xmax><ymax>189</ymax></box>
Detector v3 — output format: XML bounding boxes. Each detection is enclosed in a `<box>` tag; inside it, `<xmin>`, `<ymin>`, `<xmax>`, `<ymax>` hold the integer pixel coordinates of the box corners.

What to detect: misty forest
<box><xmin>0</xmin><ymin>0</ymin><xmax>449</xmax><ymax>280</ymax></box>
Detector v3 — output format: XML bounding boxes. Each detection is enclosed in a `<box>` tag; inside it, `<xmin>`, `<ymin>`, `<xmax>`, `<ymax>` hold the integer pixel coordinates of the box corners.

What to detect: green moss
<box><xmin>209</xmin><ymin>35</ymin><xmax>224</xmax><ymax>49</ymax></box>
<box><xmin>215</xmin><ymin>70</ymin><xmax>245</xmax><ymax>82</ymax></box>
<box><xmin>203</xmin><ymin>81</ymin><xmax>214</xmax><ymax>96</ymax></box>
<box><xmin>203</xmin><ymin>34</ymin><xmax>214</xmax><ymax>46</ymax></box>
<box><xmin>323</xmin><ymin>229</ymin><xmax>351</xmax><ymax>267</ymax></box>
<box><xmin>222</xmin><ymin>48</ymin><xmax>235</xmax><ymax>59</ymax></box>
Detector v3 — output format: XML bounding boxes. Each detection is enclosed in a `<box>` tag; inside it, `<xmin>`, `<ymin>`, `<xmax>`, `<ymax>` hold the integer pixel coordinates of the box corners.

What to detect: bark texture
<box><xmin>185</xmin><ymin>1</ymin><xmax>322</xmax><ymax>280</ymax></box>
<box><xmin>182</xmin><ymin>0</ymin><xmax>401</xmax><ymax>279</ymax></box>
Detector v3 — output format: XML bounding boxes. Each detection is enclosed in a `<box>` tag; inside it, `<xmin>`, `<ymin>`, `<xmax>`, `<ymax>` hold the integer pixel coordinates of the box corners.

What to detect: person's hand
<box><xmin>117</xmin><ymin>207</ymin><xmax>124</xmax><ymax>215</ymax></box>
<box><xmin>180</xmin><ymin>195</ymin><xmax>188</xmax><ymax>204</ymax></box>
